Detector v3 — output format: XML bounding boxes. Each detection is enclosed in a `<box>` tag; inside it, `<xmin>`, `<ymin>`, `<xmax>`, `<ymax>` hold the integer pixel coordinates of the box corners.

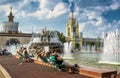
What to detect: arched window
<box><xmin>6</xmin><ymin>38</ymin><xmax>20</xmax><ymax>46</ymax></box>
<box><xmin>68</xmin><ymin>27</ymin><xmax>70</xmax><ymax>36</ymax></box>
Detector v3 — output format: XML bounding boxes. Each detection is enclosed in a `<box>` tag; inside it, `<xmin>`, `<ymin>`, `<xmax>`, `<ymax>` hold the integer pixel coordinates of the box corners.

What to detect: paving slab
<box><xmin>0</xmin><ymin>70</ymin><xmax>5</xmax><ymax>78</ymax></box>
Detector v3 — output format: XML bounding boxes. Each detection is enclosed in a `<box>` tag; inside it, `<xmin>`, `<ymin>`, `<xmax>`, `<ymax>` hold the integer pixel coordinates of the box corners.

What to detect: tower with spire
<box><xmin>2</xmin><ymin>7</ymin><xmax>19</xmax><ymax>33</ymax></box>
<box><xmin>8</xmin><ymin>7</ymin><xmax>14</xmax><ymax>22</ymax></box>
<box><xmin>66</xmin><ymin>11</ymin><xmax>83</xmax><ymax>48</ymax></box>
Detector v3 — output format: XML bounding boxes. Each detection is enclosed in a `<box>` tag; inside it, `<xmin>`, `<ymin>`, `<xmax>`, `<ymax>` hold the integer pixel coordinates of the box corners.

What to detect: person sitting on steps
<box><xmin>17</xmin><ymin>47</ymin><xmax>24</xmax><ymax>65</ymax></box>
<box><xmin>49</xmin><ymin>50</ymin><xmax>80</xmax><ymax>73</ymax></box>
<box><xmin>48</xmin><ymin>50</ymin><xmax>64</xmax><ymax>71</ymax></box>
<box><xmin>36</xmin><ymin>50</ymin><xmax>80</xmax><ymax>73</ymax></box>
<box><xmin>23</xmin><ymin>47</ymin><xmax>30</xmax><ymax>62</ymax></box>
<box><xmin>36</xmin><ymin>50</ymin><xmax>50</xmax><ymax>63</ymax></box>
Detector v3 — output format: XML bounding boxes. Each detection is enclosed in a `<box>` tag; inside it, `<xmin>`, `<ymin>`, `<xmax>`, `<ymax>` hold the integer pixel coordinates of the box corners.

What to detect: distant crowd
<box><xmin>0</xmin><ymin>47</ymin><xmax>11</xmax><ymax>55</ymax></box>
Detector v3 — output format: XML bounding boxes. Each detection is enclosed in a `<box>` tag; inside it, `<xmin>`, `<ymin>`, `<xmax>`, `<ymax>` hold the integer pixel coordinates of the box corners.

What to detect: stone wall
<box><xmin>0</xmin><ymin>33</ymin><xmax>32</xmax><ymax>47</ymax></box>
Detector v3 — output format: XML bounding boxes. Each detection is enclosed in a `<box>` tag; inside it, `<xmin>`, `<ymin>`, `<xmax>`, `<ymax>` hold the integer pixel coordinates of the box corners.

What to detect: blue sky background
<box><xmin>0</xmin><ymin>0</ymin><xmax>120</xmax><ymax>38</ymax></box>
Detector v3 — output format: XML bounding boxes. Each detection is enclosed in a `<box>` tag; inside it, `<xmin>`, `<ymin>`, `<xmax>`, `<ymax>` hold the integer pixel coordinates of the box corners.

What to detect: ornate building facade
<box><xmin>66</xmin><ymin>12</ymin><xmax>83</xmax><ymax>47</ymax></box>
<box><xmin>0</xmin><ymin>7</ymin><xmax>32</xmax><ymax>46</ymax></box>
<box><xmin>2</xmin><ymin>7</ymin><xmax>19</xmax><ymax>33</ymax></box>
<box><xmin>66</xmin><ymin>11</ymin><xmax>102</xmax><ymax>51</ymax></box>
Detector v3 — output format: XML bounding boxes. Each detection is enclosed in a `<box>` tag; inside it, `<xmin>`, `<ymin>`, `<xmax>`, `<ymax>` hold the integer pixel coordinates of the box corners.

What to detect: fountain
<box><xmin>44</xmin><ymin>46</ymin><xmax>49</xmax><ymax>52</ymax></box>
<box><xmin>63</xmin><ymin>42</ymin><xmax>74</xmax><ymax>59</ymax></box>
<box><xmin>28</xmin><ymin>28</ymin><xmax>63</xmax><ymax>53</ymax></box>
<box><xmin>80</xmin><ymin>45</ymin><xmax>96</xmax><ymax>52</ymax></box>
<box><xmin>50</xmin><ymin>31</ymin><xmax>61</xmax><ymax>43</ymax></box>
<box><xmin>6</xmin><ymin>44</ymin><xmax>19</xmax><ymax>55</ymax></box>
<box><xmin>99</xmin><ymin>29</ymin><xmax>120</xmax><ymax>64</ymax></box>
<box><xmin>31</xmin><ymin>33</ymin><xmax>41</xmax><ymax>43</ymax></box>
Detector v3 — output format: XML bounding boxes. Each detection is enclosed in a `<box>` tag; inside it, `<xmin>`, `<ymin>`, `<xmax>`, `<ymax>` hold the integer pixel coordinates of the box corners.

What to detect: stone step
<box><xmin>79</xmin><ymin>66</ymin><xmax>117</xmax><ymax>78</ymax></box>
<box><xmin>34</xmin><ymin>59</ymin><xmax>117</xmax><ymax>78</ymax></box>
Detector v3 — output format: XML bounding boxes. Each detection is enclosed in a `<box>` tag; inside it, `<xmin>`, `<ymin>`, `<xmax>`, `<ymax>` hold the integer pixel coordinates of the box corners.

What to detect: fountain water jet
<box><xmin>6</xmin><ymin>44</ymin><xmax>19</xmax><ymax>55</ymax></box>
<box><xmin>80</xmin><ymin>45</ymin><xmax>98</xmax><ymax>52</ymax></box>
<box><xmin>63</xmin><ymin>42</ymin><xmax>74</xmax><ymax>59</ymax></box>
<box><xmin>99</xmin><ymin>29</ymin><xmax>120</xmax><ymax>64</ymax></box>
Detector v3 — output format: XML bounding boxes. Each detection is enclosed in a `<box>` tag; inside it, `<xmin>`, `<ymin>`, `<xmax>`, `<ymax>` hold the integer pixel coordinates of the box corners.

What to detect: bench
<box><xmin>79</xmin><ymin>66</ymin><xmax>117</xmax><ymax>78</ymax></box>
<box><xmin>32</xmin><ymin>59</ymin><xmax>118</xmax><ymax>78</ymax></box>
<box><xmin>34</xmin><ymin>59</ymin><xmax>80</xmax><ymax>73</ymax></box>
<box><xmin>34</xmin><ymin>59</ymin><xmax>56</xmax><ymax>68</ymax></box>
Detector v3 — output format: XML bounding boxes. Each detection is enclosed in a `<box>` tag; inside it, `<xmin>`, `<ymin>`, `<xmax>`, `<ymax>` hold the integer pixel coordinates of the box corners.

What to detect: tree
<box><xmin>41</xmin><ymin>30</ymin><xmax>66</xmax><ymax>43</ymax></box>
<box><xmin>56</xmin><ymin>31</ymin><xmax>66</xmax><ymax>43</ymax></box>
<box><xmin>75</xmin><ymin>43</ymin><xmax>79</xmax><ymax>49</ymax></box>
<box><xmin>87</xmin><ymin>41</ymin><xmax>95</xmax><ymax>47</ymax></box>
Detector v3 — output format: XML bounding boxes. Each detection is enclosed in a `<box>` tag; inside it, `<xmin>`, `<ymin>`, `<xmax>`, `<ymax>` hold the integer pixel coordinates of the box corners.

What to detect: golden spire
<box><xmin>71</xmin><ymin>12</ymin><xmax>74</xmax><ymax>18</ymax></box>
<box><xmin>8</xmin><ymin>7</ymin><xmax>14</xmax><ymax>22</ymax></box>
<box><xmin>70</xmin><ymin>11</ymin><xmax>74</xmax><ymax>19</ymax></box>
<box><xmin>10</xmin><ymin>7</ymin><xmax>12</xmax><ymax>13</ymax></box>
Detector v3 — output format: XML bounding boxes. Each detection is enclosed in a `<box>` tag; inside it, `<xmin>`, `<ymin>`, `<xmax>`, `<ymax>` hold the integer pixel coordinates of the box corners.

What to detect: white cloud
<box><xmin>0</xmin><ymin>4</ymin><xmax>21</xmax><ymax>19</ymax></box>
<box><xmin>111</xmin><ymin>20</ymin><xmax>120</xmax><ymax>30</ymax></box>
<box><xmin>30</xmin><ymin>2</ymin><xmax>68</xmax><ymax>19</ymax></box>
<box><xmin>102</xmin><ymin>0</ymin><xmax>120</xmax><ymax>12</ymax></box>
<box><xmin>79</xmin><ymin>23</ymin><xmax>85</xmax><ymax>32</ymax></box>
<box><xmin>39</xmin><ymin>0</ymin><xmax>48</xmax><ymax>9</ymax></box>
<box><xmin>0</xmin><ymin>0</ymin><xmax>68</xmax><ymax>20</ymax></box>
<box><xmin>76</xmin><ymin>8</ymin><xmax>104</xmax><ymax>26</ymax></box>
<box><xmin>0</xmin><ymin>4</ymin><xmax>11</xmax><ymax>15</ymax></box>
<box><xmin>87</xmin><ymin>12</ymin><xmax>96</xmax><ymax>20</ymax></box>
<box><xmin>95</xmin><ymin>17</ymin><xmax>103</xmax><ymax>26</ymax></box>
<box><xmin>74</xmin><ymin>6</ymin><xmax>107</xmax><ymax>38</ymax></box>
<box><xmin>110</xmin><ymin>2</ymin><xmax>120</xmax><ymax>10</ymax></box>
<box><xmin>98</xmin><ymin>26</ymin><xmax>106</xmax><ymax>31</ymax></box>
<box><xmin>33</xmin><ymin>9</ymin><xmax>51</xmax><ymax>19</ymax></box>
<box><xmin>53</xmin><ymin>3</ymin><xmax>68</xmax><ymax>17</ymax></box>
<box><xmin>18</xmin><ymin>0</ymin><xmax>29</xmax><ymax>8</ymax></box>
<box><xmin>15</xmin><ymin>11</ymin><xmax>27</xmax><ymax>18</ymax></box>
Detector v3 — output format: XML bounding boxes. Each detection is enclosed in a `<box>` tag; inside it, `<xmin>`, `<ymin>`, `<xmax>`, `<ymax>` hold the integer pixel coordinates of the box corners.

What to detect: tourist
<box><xmin>17</xmin><ymin>47</ymin><xmax>24</xmax><ymax>65</ymax></box>
<box><xmin>43</xmin><ymin>52</ymin><xmax>51</xmax><ymax>63</ymax></box>
<box><xmin>1</xmin><ymin>47</ymin><xmax>7</xmax><ymax>55</ymax></box>
<box><xmin>49</xmin><ymin>50</ymin><xmax>63</xmax><ymax>71</ymax></box>
<box><xmin>36</xmin><ymin>51</ymin><xmax>44</xmax><ymax>60</ymax></box>
<box><xmin>49</xmin><ymin>50</ymin><xmax>80</xmax><ymax>73</ymax></box>
<box><xmin>23</xmin><ymin>47</ymin><xmax>29</xmax><ymax>62</ymax></box>
<box><xmin>36</xmin><ymin>50</ymin><xmax>50</xmax><ymax>63</ymax></box>
<box><xmin>36</xmin><ymin>50</ymin><xmax>79</xmax><ymax>73</ymax></box>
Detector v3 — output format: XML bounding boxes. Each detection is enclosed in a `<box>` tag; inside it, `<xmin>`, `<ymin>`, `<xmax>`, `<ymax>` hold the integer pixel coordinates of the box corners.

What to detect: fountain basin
<box><xmin>63</xmin><ymin>57</ymin><xmax>74</xmax><ymax>60</ymax></box>
<box><xmin>79</xmin><ymin>66</ymin><xmax>117</xmax><ymax>78</ymax></box>
<box><xmin>99</xmin><ymin>61</ymin><xmax>120</xmax><ymax>65</ymax></box>
<box><xmin>33</xmin><ymin>57</ymin><xmax>117</xmax><ymax>78</ymax></box>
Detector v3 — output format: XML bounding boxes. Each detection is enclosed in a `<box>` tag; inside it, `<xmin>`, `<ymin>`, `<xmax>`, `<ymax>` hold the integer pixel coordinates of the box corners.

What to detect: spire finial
<box><xmin>8</xmin><ymin>6</ymin><xmax>14</xmax><ymax>22</ymax></box>
<box><xmin>70</xmin><ymin>11</ymin><xmax>74</xmax><ymax>19</ymax></box>
<box><xmin>10</xmin><ymin>7</ymin><xmax>12</xmax><ymax>13</ymax></box>
<box><xmin>71</xmin><ymin>11</ymin><xmax>74</xmax><ymax>18</ymax></box>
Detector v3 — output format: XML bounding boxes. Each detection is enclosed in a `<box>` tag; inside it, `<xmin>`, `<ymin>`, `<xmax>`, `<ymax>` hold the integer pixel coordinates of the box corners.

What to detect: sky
<box><xmin>0</xmin><ymin>0</ymin><xmax>120</xmax><ymax>38</ymax></box>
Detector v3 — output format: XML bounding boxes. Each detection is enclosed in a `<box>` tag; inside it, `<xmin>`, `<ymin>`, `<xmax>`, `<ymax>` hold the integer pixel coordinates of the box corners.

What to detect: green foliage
<box><xmin>56</xmin><ymin>31</ymin><xmax>66</xmax><ymax>43</ymax></box>
<box><xmin>75</xmin><ymin>43</ymin><xmax>79</xmax><ymax>49</ymax></box>
<box><xmin>87</xmin><ymin>41</ymin><xmax>95</xmax><ymax>47</ymax></box>
<box><xmin>96</xmin><ymin>41</ymin><xmax>101</xmax><ymax>48</ymax></box>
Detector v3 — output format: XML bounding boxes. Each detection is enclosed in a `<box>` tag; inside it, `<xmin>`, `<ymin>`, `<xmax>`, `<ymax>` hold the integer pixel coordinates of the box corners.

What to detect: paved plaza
<box><xmin>0</xmin><ymin>56</ymin><xmax>91</xmax><ymax>78</ymax></box>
